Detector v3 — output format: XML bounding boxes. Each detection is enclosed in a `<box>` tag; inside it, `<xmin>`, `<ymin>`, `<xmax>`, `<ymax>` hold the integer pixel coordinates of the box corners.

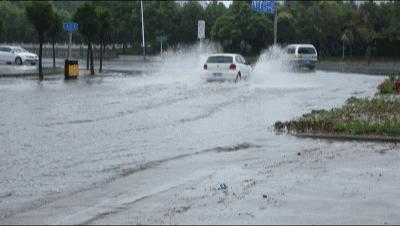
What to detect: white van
<box><xmin>285</xmin><ymin>44</ymin><xmax>318</xmax><ymax>70</ymax></box>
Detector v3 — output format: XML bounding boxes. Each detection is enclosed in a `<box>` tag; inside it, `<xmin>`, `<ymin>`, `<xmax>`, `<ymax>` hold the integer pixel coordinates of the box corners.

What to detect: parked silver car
<box><xmin>0</xmin><ymin>45</ymin><xmax>38</xmax><ymax>65</ymax></box>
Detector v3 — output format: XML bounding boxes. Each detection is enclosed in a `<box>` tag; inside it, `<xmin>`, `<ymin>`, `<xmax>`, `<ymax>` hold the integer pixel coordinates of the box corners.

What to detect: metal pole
<box><xmin>273</xmin><ymin>6</ymin><xmax>278</xmax><ymax>45</ymax></box>
<box><xmin>68</xmin><ymin>32</ymin><xmax>72</xmax><ymax>59</ymax></box>
<box><xmin>160</xmin><ymin>40</ymin><xmax>163</xmax><ymax>58</ymax></box>
<box><xmin>140</xmin><ymin>0</ymin><xmax>146</xmax><ymax>62</ymax></box>
<box><xmin>199</xmin><ymin>39</ymin><xmax>202</xmax><ymax>55</ymax></box>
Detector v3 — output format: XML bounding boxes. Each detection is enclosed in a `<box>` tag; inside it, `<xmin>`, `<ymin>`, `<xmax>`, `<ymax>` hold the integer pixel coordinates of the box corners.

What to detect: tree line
<box><xmin>1</xmin><ymin>1</ymin><xmax>400</xmax><ymax>74</ymax></box>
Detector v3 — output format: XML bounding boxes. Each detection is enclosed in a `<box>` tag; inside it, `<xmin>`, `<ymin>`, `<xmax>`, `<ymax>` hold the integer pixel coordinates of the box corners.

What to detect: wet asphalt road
<box><xmin>0</xmin><ymin>52</ymin><xmax>395</xmax><ymax>223</ymax></box>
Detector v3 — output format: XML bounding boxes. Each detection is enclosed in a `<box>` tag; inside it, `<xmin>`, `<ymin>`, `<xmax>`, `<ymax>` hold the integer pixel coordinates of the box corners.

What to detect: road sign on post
<box><xmin>198</xmin><ymin>20</ymin><xmax>205</xmax><ymax>39</ymax></box>
<box><xmin>156</xmin><ymin>36</ymin><xmax>168</xmax><ymax>58</ymax></box>
<box><xmin>198</xmin><ymin>20</ymin><xmax>205</xmax><ymax>54</ymax></box>
<box><xmin>252</xmin><ymin>0</ymin><xmax>277</xmax><ymax>45</ymax></box>
<box><xmin>63</xmin><ymin>22</ymin><xmax>79</xmax><ymax>32</ymax></box>
<box><xmin>63</xmin><ymin>22</ymin><xmax>79</xmax><ymax>59</ymax></box>
<box><xmin>252</xmin><ymin>0</ymin><xmax>275</xmax><ymax>14</ymax></box>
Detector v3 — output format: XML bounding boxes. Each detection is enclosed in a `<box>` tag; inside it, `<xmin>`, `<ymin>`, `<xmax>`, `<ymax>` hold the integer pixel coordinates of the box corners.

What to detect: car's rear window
<box><xmin>0</xmin><ymin>47</ymin><xmax>11</xmax><ymax>52</ymax></box>
<box><xmin>207</xmin><ymin>56</ymin><xmax>233</xmax><ymax>63</ymax></box>
<box><xmin>287</xmin><ymin>48</ymin><xmax>295</xmax><ymax>54</ymax></box>
<box><xmin>298</xmin><ymin>47</ymin><xmax>316</xmax><ymax>54</ymax></box>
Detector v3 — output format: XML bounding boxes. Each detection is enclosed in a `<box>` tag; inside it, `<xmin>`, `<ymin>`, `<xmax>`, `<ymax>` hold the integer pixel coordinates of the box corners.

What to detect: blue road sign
<box><xmin>156</xmin><ymin>36</ymin><xmax>168</xmax><ymax>42</ymax></box>
<box><xmin>252</xmin><ymin>0</ymin><xmax>275</xmax><ymax>14</ymax></box>
<box><xmin>63</xmin><ymin>22</ymin><xmax>79</xmax><ymax>32</ymax></box>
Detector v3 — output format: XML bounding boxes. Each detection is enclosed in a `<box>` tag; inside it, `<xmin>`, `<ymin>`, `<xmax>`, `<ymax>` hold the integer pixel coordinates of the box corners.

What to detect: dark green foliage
<box><xmin>49</xmin><ymin>10</ymin><xmax>64</xmax><ymax>68</ymax></box>
<box><xmin>25</xmin><ymin>1</ymin><xmax>55</xmax><ymax>80</ymax></box>
<box><xmin>377</xmin><ymin>73</ymin><xmax>400</xmax><ymax>94</ymax></box>
<box><xmin>73</xmin><ymin>2</ymin><xmax>99</xmax><ymax>42</ymax></box>
<box><xmin>97</xmin><ymin>6</ymin><xmax>112</xmax><ymax>73</ymax></box>
<box><xmin>0</xmin><ymin>18</ymin><xmax>3</xmax><ymax>40</ymax></box>
<box><xmin>179</xmin><ymin>1</ymin><xmax>205</xmax><ymax>44</ymax></box>
<box><xmin>2</xmin><ymin>1</ymin><xmax>400</xmax><ymax>57</ymax></box>
<box><xmin>73</xmin><ymin>2</ymin><xmax>99</xmax><ymax>75</ymax></box>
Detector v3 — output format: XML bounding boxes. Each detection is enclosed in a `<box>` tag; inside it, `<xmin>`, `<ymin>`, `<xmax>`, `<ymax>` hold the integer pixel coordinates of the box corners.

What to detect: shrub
<box><xmin>377</xmin><ymin>73</ymin><xmax>400</xmax><ymax>94</ymax></box>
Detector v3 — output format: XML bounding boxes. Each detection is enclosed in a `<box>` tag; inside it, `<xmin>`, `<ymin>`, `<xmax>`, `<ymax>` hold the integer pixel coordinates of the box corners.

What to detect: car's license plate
<box><xmin>304</xmin><ymin>60</ymin><xmax>310</xmax><ymax>64</ymax></box>
<box><xmin>213</xmin><ymin>72</ymin><xmax>223</xmax><ymax>77</ymax></box>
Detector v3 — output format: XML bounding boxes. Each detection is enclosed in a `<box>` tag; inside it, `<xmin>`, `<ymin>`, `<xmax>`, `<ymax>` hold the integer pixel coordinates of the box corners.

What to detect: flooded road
<box><xmin>1</xmin><ymin>48</ymin><xmax>399</xmax><ymax>224</ymax></box>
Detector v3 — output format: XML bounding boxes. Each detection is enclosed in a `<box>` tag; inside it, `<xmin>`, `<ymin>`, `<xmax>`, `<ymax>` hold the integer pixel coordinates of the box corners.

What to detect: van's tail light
<box><xmin>203</xmin><ymin>64</ymin><xmax>207</xmax><ymax>70</ymax></box>
<box><xmin>229</xmin><ymin>64</ymin><xmax>236</xmax><ymax>70</ymax></box>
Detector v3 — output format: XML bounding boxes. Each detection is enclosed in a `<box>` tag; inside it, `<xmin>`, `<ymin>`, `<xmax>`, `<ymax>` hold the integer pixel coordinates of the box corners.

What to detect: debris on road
<box><xmin>217</xmin><ymin>183</ymin><xmax>228</xmax><ymax>190</ymax></box>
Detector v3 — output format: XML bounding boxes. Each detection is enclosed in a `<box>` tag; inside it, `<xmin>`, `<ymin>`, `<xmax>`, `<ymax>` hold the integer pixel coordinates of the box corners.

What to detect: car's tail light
<box><xmin>203</xmin><ymin>64</ymin><xmax>207</xmax><ymax>70</ymax></box>
<box><xmin>229</xmin><ymin>64</ymin><xmax>236</xmax><ymax>70</ymax></box>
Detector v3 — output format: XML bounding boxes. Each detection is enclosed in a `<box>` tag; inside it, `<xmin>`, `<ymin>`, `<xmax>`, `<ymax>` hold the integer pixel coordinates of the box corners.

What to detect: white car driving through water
<box><xmin>0</xmin><ymin>45</ymin><xmax>39</xmax><ymax>65</ymax></box>
<box><xmin>285</xmin><ymin>44</ymin><xmax>318</xmax><ymax>70</ymax></box>
<box><xmin>203</xmin><ymin>53</ymin><xmax>252</xmax><ymax>82</ymax></box>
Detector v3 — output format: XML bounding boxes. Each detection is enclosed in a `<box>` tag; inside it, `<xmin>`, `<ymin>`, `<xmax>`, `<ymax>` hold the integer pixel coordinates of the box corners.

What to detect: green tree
<box><xmin>25</xmin><ymin>1</ymin><xmax>55</xmax><ymax>80</ymax></box>
<box><xmin>179</xmin><ymin>1</ymin><xmax>205</xmax><ymax>44</ymax></box>
<box><xmin>211</xmin><ymin>15</ymin><xmax>237</xmax><ymax>52</ymax></box>
<box><xmin>73</xmin><ymin>2</ymin><xmax>100</xmax><ymax>75</ymax></box>
<box><xmin>0</xmin><ymin>19</ymin><xmax>3</xmax><ymax>41</ymax></box>
<box><xmin>95</xmin><ymin>1</ymin><xmax>138</xmax><ymax>52</ymax></box>
<box><xmin>356</xmin><ymin>2</ymin><xmax>378</xmax><ymax>64</ymax></box>
<box><xmin>247</xmin><ymin>13</ymin><xmax>273</xmax><ymax>53</ymax></box>
<box><xmin>49</xmin><ymin>10</ymin><xmax>63</xmax><ymax>68</ymax></box>
<box><xmin>1</xmin><ymin>1</ymin><xmax>35</xmax><ymax>43</ymax></box>
<box><xmin>97</xmin><ymin>6</ymin><xmax>112</xmax><ymax>73</ymax></box>
<box><xmin>277</xmin><ymin>11</ymin><xmax>296</xmax><ymax>44</ymax></box>
<box><xmin>138</xmin><ymin>1</ymin><xmax>181</xmax><ymax>53</ymax></box>
<box><xmin>205</xmin><ymin>2</ymin><xmax>228</xmax><ymax>39</ymax></box>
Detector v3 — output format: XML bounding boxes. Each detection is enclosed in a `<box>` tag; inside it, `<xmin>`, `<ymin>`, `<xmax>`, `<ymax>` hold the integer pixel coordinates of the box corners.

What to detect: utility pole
<box><xmin>140</xmin><ymin>0</ymin><xmax>146</xmax><ymax>62</ymax></box>
<box><xmin>68</xmin><ymin>32</ymin><xmax>72</xmax><ymax>59</ymax></box>
<box><xmin>274</xmin><ymin>6</ymin><xmax>278</xmax><ymax>45</ymax></box>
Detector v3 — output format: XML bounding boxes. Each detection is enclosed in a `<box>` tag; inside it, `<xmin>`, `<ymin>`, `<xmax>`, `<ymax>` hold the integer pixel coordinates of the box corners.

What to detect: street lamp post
<box><xmin>140</xmin><ymin>0</ymin><xmax>146</xmax><ymax>62</ymax></box>
<box><xmin>274</xmin><ymin>6</ymin><xmax>278</xmax><ymax>45</ymax></box>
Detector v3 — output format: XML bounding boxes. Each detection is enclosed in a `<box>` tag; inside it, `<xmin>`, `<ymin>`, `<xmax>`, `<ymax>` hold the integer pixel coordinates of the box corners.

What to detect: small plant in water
<box><xmin>377</xmin><ymin>73</ymin><xmax>400</xmax><ymax>94</ymax></box>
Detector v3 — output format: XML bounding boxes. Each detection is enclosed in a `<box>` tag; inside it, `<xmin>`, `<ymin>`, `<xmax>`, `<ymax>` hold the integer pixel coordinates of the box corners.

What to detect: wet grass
<box><xmin>275</xmin><ymin>97</ymin><xmax>400</xmax><ymax>137</ymax></box>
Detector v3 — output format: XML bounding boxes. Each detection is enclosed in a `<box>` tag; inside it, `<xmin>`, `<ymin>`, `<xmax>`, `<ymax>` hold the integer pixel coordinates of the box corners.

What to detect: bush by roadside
<box><xmin>377</xmin><ymin>73</ymin><xmax>400</xmax><ymax>94</ymax></box>
<box><xmin>275</xmin><ymin>96</ymin><xmax>400</xmax><ymax>139</ymax></box>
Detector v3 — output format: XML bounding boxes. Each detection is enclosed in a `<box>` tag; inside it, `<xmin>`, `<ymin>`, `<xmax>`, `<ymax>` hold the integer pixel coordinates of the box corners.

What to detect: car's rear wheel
<box><xmin>15</xmin><ymin>57</ymin><xmax>22</xmax><ymax>65</ymax></box>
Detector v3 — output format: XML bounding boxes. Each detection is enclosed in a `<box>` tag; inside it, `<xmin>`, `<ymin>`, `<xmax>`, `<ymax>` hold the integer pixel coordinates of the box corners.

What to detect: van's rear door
<box><xmin>297</xmin><ymin>47</ymin><xmax>317</xmax><ymax>63</ymax></box>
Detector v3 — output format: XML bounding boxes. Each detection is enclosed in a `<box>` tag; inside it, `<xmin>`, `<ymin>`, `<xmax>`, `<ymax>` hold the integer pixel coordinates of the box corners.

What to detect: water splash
<box><xmin>251</xmin><ymin>45</ymin><xmax>320</xmax><ymax>89</ymax></box>
<box><xmin>152</xmin><ymin>41</ymin><xmax>221</xmax><ymax>84</ymax></box>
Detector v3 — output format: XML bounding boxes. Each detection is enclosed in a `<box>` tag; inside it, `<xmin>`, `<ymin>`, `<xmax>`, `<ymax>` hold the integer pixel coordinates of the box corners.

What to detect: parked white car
<box><xmin>202</xmin><ymin>53</ymin><xmax>252</xmax><ymax>82</ymax></box>
<box><xmin>285</xmin><ymin>44</ymin><xmax>318</xmax><ymax>70</ymax></box>
<box><xmin>0</xmin><ymin>45</ymin><xmax>38</xmax><ymax>65</ymax></box>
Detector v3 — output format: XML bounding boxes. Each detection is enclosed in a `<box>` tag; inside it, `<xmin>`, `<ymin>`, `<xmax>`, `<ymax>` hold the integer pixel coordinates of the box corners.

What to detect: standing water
<box><xmin>0</xmin><ymin>42</ymin><xmax>387</xmax><ymax>224</ymax></box>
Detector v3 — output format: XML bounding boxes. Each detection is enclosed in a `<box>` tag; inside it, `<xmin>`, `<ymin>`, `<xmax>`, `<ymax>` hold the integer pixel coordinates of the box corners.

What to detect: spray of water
<box><xmin>152</xmin><ymin>41</ymin><xmax>220</xmax><ymax>84</ymax></box>
<box><xmin>251</xmin><ymin>45</ymin><xmax>321</xmax><ymax>89</ymax></box>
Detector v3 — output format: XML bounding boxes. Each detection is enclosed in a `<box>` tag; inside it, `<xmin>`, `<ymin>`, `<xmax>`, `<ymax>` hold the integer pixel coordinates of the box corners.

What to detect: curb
<box><xmin>292</xmin><ymin>132</ymin><xmax>400</xmax><ymax>143</ymax></box>
<box><xmin>0</xmin><ymin>68</ymin><xmax>64</xmax><ymax>78</ymax></box>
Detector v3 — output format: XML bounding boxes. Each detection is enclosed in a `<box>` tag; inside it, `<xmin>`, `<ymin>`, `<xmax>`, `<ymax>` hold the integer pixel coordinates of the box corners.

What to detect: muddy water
<box><xmin>0</xmin><ymin>45</ymin><xmax>387</xmax><ymax>221</ymax></box>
